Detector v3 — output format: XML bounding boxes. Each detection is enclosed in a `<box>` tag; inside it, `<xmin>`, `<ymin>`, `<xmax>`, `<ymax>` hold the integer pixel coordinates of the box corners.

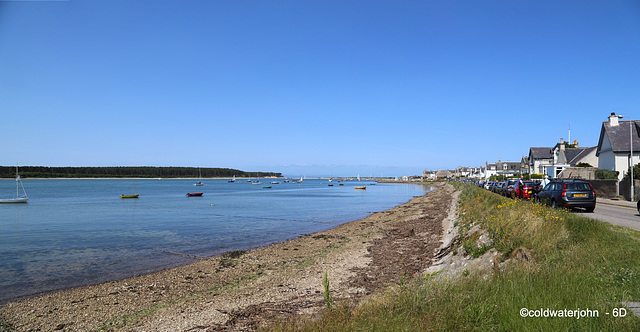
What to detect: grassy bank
<box><xmin>272</xmin><ymin>183</ymin><xmax>640</xmax><ymax>331</ymax></box>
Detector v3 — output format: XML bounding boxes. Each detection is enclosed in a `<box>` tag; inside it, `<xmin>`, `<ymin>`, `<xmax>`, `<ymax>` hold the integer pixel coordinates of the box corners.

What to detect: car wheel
<box><xmin>551</xmin><ymin>199</ymin><xmax>558</xmax><ymax>209</ymax></box>
<box><xmin>585</xmin><ymin>207</ymin><xmax>595</xmax><ymax>213</ymax></box>
<box><xmin>637</xmin><ymin>200</ymin><xmax>640</xmax><ymax>214</ymax></box>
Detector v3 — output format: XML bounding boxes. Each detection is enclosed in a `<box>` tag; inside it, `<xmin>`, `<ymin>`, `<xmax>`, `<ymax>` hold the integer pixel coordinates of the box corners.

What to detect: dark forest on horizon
<box><xmin>0</xmin><ymin>166</ymin><xmax>281</xmax><ymax>179</ymax></box>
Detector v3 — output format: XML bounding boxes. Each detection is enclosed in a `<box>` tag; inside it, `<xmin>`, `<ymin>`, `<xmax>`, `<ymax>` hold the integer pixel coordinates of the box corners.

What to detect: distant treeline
<box><xmin>0</xmin><ymin>166</ymin><xmax>281</xmax><ymax>179</ymax></box>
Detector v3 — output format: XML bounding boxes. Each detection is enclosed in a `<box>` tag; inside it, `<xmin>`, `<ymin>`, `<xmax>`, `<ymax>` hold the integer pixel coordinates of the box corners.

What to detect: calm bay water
<box><xmin>0</xmin><ymin>178</ymin><xmax>430</xmax><ymax>302</ymax></box>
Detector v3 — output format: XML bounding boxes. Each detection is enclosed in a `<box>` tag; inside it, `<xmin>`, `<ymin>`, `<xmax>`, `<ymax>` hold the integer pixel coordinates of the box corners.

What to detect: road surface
<box><xmin>578</xmin><ymin>200</ymin><xmax>640</xmax><ymax>231</ymax></box>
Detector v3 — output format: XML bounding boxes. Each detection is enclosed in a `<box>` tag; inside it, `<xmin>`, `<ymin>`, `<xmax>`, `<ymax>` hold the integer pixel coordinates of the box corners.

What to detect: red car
<box><xmin>512</xmin><ymin>181</ymin><xmax>537</xmax><ymax>199</ymax></box>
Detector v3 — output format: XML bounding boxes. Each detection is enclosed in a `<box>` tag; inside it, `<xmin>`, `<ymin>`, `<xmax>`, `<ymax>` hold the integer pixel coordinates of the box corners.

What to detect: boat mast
<box><xmin>15</xmin><ymin>165</ymin><xmax>19</xmax><ymax>199</ymax></box>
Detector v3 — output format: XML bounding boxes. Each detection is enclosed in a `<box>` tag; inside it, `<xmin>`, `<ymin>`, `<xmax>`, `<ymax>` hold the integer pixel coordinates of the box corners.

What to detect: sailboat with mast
<box><xmin>0</xmin><ymin>165</ymin><xmax>28</xmax><ymax>203</ymax></box>
<box><xmin>120</xmin><ymin>179</ymin><xmax>139</xmax><ymax>199</ymax></box>
<box><xmin>355</xmin><ymin>174</ymin><xmax>367</xmax><ymax>190</ymax></box>
<box><xmin>194</xmin><ymin>168</ymin><xmax>204</xmax><ymax>186</ymax></box>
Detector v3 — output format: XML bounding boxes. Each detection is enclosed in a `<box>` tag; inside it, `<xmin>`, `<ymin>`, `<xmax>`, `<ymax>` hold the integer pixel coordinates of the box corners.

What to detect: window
<box><xmin>566</xmin><ymin>183</ymin><xmax>591</xmax><ymax>191</ymax></box>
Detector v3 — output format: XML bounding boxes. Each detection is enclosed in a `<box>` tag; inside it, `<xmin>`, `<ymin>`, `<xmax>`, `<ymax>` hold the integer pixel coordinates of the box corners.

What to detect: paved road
<box><xmin>578</xmin><ymin>199</ymin><xmax>640</xmax><ymax>231</ymax></box>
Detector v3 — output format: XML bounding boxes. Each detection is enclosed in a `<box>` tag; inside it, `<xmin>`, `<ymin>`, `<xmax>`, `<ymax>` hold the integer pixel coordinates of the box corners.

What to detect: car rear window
<box><xmin>566</xmin><ymin>183</ymin><xmax>591</xmax><ymax>191</ymax></box>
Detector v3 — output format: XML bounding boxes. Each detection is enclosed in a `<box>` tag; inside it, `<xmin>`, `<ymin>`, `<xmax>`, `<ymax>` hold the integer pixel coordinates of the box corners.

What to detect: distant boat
<box><xmin>0</xmin><ymin>165</ymin><xmax>29</xmax><ymax>204</ymax></box>
<box><xmin>120</xmin><ymin>179</ymin><xmax>139</xmax><ymax>199</ymax></box>
<box><xmin>186</xmin><ymin>192</ymin><xmax>203</xmax><ymax>197</ymax></box>
<box><xmin>294</xmin><ymin>176</ymin><xmax>303</xmax><ymax>183</ymax></box>
<box><xmin>283</xmin><ymin>180</ymin><xmax>290</xmax><ymax>183</ymax></box>
<box><xmin>194</xmin><ymin>168</ymin><xmax>204</xmax><ymax>186</ymax></box>
<box><xmin>270</xmin><ymin>181</ymin><xmax>279</xmax><ymax>184</ymax></box>
<box><xmin>251</xmin><ymin>173</ymin><xmax>262</xmax><ymax>185</ymax></box>
<box><xmin>328</xmin><ymin>184</ymin><xmax>334</xmax><ymax>187</ymax></box>
<box><xmin>228</xmin><ymin>175</ymin><xmax>236</xmax><ymax>183</ymax></box>
<box><xmin>355</xmin><ymin>186</ymin><xmax>367</xmax><ymax>190</ymax></box>
<box><xmin>262</xmin><ymin>186</ymin><xmax>272</xmax><ymax>189</ymax></box>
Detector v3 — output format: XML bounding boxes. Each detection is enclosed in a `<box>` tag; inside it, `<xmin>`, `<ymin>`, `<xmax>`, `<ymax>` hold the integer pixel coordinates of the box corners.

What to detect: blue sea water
<box><xmin>0</xmin><ymin>178</ymin><xmax>431</xmax><ymax>302</ymax></box>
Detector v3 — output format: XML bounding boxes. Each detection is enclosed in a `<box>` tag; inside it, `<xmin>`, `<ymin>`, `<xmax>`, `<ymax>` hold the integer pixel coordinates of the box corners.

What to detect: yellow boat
<box><xmin>355</xmin><ymin>186</ymin><xmax>367</xmax><ymax>190</ymax></box>
<box><xmin>121</xmin><ymin>179</ymin><xmax>139</xmax><ymax>198</ymax></box>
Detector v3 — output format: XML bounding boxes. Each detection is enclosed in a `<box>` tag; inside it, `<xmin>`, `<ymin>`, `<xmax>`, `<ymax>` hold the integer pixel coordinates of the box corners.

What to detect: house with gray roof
<box><xmin>529</xmin><ymin>147</ymin><xmax>554</xmax><ymax>175</ymax></box>
<box><xmin>557</xmin><ymin>144</ymin><xmax>597</xmax><ymax>167</ymax></box>
<box><xmin>596</xmin><ymin>112</ymin><xmax>640</xmax><ymax>180</ymax></box>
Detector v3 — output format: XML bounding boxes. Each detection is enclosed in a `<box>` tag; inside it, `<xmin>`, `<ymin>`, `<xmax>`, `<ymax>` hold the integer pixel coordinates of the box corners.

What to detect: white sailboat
<box><xmin>0</xmin><ymin>166</ymin><xmax>29</xmax><ymax>203</ymax></box>
<box><xmin>194</xmin><ymin>168</ymin><xmax>203</xmax><ymax>186</ymax></box>
<box><xmin>228</xmin><ymin>175</ymin><xmax>236</xmax><ymax>183</ymax></box>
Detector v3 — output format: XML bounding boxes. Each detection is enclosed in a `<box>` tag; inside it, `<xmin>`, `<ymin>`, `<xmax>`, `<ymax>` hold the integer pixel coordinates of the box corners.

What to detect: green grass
<box><xmin>266</xmin><ymin>183</ymin><xmax>640</xmax><ymax>331</ymax></box>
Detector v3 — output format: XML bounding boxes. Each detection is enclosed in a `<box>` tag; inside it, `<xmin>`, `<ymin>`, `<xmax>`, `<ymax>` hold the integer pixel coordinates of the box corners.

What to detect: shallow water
<box><xmin>0</xmin><ymin>178</ymin><xmax>430</xmax><ymax>301</ymax></box>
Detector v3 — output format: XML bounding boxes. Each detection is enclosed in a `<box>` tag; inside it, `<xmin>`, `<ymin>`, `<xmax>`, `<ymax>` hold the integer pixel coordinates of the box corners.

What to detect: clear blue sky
<box><xmin>1</xmin><ymin>1</ymin><xmax>639</xmax><ymax>177</ymax></box>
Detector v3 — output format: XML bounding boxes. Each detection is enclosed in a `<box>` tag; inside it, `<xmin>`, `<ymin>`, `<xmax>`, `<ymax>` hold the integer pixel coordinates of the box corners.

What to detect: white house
<box><xmin>528</xmin><ymin>147</ymin><xmax>554</xmax><ymax>175</ymax></box>
<box><xmin>485</xmin><ymin>162</ymin><xmax>498</xmax><ymax>180</ymax></box>
<box><xmin>596</xmin><ymin>112</ymin><xmax>640</xmax><ymax>180</ymax></box>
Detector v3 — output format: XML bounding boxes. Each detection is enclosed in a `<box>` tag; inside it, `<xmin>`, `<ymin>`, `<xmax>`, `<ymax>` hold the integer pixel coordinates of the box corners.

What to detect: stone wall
<box><xmin>618</xmin><ymin>179</ymin><xmax>640</xmax><ymax>201</ymax></box>
<box><xmin>557</xmin><ymin>167</ymin><xmax>597</xmax><ymax>180</ymax></box>
<box><xmin>587</xmin><ymin>180</ymin><xmax>619</xmax><ymax>199</ymax></box>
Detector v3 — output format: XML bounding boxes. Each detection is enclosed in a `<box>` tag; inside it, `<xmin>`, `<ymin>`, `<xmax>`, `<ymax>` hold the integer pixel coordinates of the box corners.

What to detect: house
<box><xmin>545</xmin><ymin>139</ymin><xmax>598</xmax><ymax>177</ymax></box>
<box><xmin>485</xmin><ymin>162</ymin><xmax>498</xmax><ymax>179</ymax></box>
<box><xmin>596</xmin><ymin>112</ymin><xmax>640</xmax><ymax>180</ymax></box>
<box><xmin>485</xmin><ymin>160</ymin><xmax>521</xmax><ymax>179</ymax></box>
<box><xmin>520</xmin><ymin>156</ymin><xmax>529</xmax><ymax>175</ymax></box>
<box><xmin>529</xmin><ymin>147</ymin><xmax>554</xmax><ymax>175</ymax></box>
<box><xmin>435</xmin><ymin>169</ymin><xmax>452</xmax><ymax>179</ymax></box>
<box><xmin>453</xmin><ymin>166</ymin><xmax>484</xmax><ymax>178</ymax></box>
<box><xmin>556</xmin><ymin>140</ymin><xmax>597</xmax><ymax>167</ymax></box>
<box><xmin>498</xmin><ymin>160</ymin><xmax>521</xmax><ymax>177</ymax></box>
<box><xmin>422</xmin><ymin>169</ymin><xmax>437</xmax><ymax>180</ymax></box>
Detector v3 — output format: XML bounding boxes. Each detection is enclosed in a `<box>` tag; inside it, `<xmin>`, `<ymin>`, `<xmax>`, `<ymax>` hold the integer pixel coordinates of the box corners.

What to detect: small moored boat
<box><xmin>0</xmin><ymin>165</ymin><xmax>29</xmax><ymax>204</ymax></box>
<box><xmin>186</xmin><ymin>192</ymin><xmax>203</xmax><ymax>197</ymax></box>
<box><xmin>355</xmin><ymin>186</ymin><xmax>367</xmax><ymax>190</ymax></box>
<box><xmin>120</xmin><ymin>179</ymin><xmax>139</xmax><ymax>199</ymax></box>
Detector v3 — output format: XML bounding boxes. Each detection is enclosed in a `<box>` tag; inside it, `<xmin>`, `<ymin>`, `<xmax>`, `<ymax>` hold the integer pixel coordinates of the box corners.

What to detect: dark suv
<box><xmin>536</xmin><ymin>180</ymin><xmax>596</xmax><ymax>212</ymax></box>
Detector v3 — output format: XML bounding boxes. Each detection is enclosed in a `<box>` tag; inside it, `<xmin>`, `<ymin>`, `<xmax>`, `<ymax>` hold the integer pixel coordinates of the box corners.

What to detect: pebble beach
<box><xmin>0</xmin><ymin>182</ymin><xmax>456</xmax><ymax>331</ymax></box>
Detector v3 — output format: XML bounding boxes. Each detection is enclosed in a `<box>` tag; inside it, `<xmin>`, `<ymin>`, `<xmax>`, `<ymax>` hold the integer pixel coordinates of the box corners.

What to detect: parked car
<box><xmin>536</xmin><ymin>180</ymin><xmax>596</xmax><ymax>212</ymax></box>
<box><xmin>496</xmin><ymin>181</ymin><xmax>507</xmax><ymax>195</ymax></box>
<box><xmin>491</xmin><ymin>182</ymin><xmax>501</xmax><ymax>194</ymax></box>
<box><xmin>504</xmin><ymin>179</ymin><xmax>519</xmax><ymax>197</ymax></box>
<box><xmin>512</xmin><ymin>181</ymin><xmax>537</xmax><ymax>199</ymax></box>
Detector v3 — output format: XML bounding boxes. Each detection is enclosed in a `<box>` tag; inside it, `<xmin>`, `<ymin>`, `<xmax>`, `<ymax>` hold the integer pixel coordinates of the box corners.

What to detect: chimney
<box><xmin>609</xmin><ymin>112</ymin><xmax>620</xmax><ymax>127</ymax></box>
<box><xmin>573</xmin><ymin>140</ymin><xmax>578</xmax><ymax>147</ymax></box>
